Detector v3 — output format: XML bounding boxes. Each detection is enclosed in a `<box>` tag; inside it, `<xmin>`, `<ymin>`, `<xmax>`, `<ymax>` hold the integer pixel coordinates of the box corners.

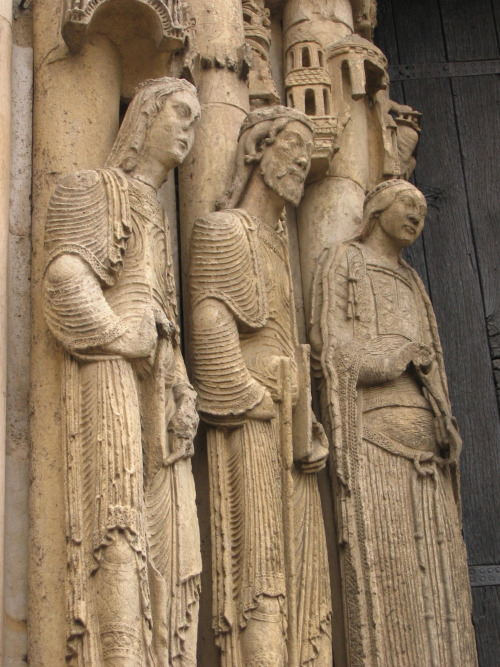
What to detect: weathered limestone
<box><xmin>178</xmin><ymin>0</ymin><xmax>250</xmax><ymax>351</ymax></box>
<box><xmin>0</xmin><ymin>0</ymin><xmax>12</xmax><ymax>659</ymax></box>
<box><xmin>283</xmin><ymin>0</ymin><xmax>421</xmax><ymax>318</ymax></box>
<box><xmin>4</xmin><ymin>35</ymin><xmax>33</xmax><ymax>665</ymax></box>
<box><xmin>310</xmin><ymin>179</ymin><xmax>478</xmax><ymax>666</ymax></box>
<box><xmin>30</xmin><ymin>13</ymin><xmax>122</xmax><ymax>660</ymax></box>
<box><xmin>190</xmin><ymin>106</ymin><xmax>332</xmax><ymax>667</ymax></box>
<box><xmin>42</xmin><ymin>78</ymin><xmax>202</xmax><ymax>665</ymax></box>
<box><xmin>17</xmin><ymin>1</ymin><xmax>479</xmax><ymax>665</ymax></box>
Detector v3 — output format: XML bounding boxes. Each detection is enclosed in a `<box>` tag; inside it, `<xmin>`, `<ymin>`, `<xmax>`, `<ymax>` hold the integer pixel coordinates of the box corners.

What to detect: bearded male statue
<box><xmin>189</xmin><ymin>106</ymin><xmax>333</xmax><ymax>667</ymax></box>
<box><xmin>310</xmin><ymin>179</ymin><xmax>478</xmax><ymax>666</ymax></box>
<box><xmin>43</xmin><ymin>78</ymin><xmax>202</xmax><ymax>666</ymax></box>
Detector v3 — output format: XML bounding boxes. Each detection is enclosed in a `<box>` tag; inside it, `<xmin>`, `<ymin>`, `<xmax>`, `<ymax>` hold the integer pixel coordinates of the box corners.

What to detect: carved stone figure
<box><xmin>42</xmin><ymin>78</ymin><xmax>202</xmax><ymax>666</ymax></box>
<box><xmin>310</xmin><ymin>179</ymin><xmax>478</xmax><ymax>666</ymax></box>
<box><xmin>190</xmin><ymin>106</ymin><xmax>332</xmax><ymax>666</ymax></box>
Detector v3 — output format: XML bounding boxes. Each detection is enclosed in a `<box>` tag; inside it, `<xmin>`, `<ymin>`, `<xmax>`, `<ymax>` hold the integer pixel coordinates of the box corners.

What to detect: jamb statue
<box><xmin>190</xmin><ymin>106</ymin><xmax>332</xmax><ymax>667</ymax></box>
<box><xmin>310</xmin><ymin>179</ymin><xmax>478</xmax><ymax>666</ymax></box>
<box><xmin>43</xmin><ymin>78</ymin><xmax>202</xmax><ymax>666</ymax></box>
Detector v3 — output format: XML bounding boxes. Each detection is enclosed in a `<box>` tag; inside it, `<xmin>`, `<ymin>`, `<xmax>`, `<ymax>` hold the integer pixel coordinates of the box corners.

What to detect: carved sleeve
<box><xmin>172</xmin><ymin>346</ymin><xmax>197</xmax><ymax>402</ymax></box>
<box><xmin>320</xmin><ymin>245</ymin><xmax>402</xmax><ymax>386</ymax></box>
<box><xmin>191</xmin><ymin>298</ymin><xmax>266</xmax><ymax>418</ymax></box>
<box><xmin>43</xmin><ymin>254</ymin><xmax>125</xmax><ymax>352</ymax></box>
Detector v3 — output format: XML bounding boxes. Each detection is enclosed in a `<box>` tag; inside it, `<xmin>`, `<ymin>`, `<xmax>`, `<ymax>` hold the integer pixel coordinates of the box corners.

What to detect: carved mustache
<box><xmin>276</xmin><ymin>167</ymin><xmax>305</xmax><ymax>182</ymax></box>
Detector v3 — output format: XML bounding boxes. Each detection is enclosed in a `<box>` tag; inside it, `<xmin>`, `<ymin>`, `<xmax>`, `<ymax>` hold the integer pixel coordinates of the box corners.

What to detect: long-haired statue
<box><xmin>43</xmin><ymin>77</ymin><xmax>202</xmax><ymax>666</ymax></box>
<box><xmin>190</xmin><ymin>106</ymin><xmax>332</xmax><ymax>667</ymax></box>
<box><xmin>311</xmin><ymin>179</ymin><xmax>478</xmax><ymax>666</ymax></box>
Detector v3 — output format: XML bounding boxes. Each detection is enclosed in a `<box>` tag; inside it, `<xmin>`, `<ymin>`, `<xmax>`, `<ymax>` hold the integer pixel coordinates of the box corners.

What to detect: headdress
<box><xmin>364</xmin><ymin>178</ymin><xmax>418</xmax><ymax>209</ymax></box>
<box><xmin>239</xmin><ymin>105</ymin><xmax>314</xmax><ymax>138</ymax></box>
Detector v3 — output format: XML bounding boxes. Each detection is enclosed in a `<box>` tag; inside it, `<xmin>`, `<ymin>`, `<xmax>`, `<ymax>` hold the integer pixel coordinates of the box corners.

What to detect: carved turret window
<box><xmin>302</xmin><ymin>47</ymin><xmax>311</xmax><ymax>68</ymax></box>
<box><xmin>289</xmin><ymin>51</ymin><xmax>295</xmax><ymax>70</ymax></box>
<box><xmin>318</xmin><ymin>51</ymin><xmax>324</xmax><ymax>68</ymax></box>
<box><xmin>288</xmin><ymin>93</ymin><xmax>295</xmax><ymax>108</ymax></box>
<box><xmin>305</xmin><ymin>89</ymin><xmax>316</xmax><ymax>116</ymax></box>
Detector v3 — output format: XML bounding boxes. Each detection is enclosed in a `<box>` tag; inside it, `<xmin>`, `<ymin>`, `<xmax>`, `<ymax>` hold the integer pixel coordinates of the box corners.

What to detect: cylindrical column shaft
<box><xmin>30</xmin><ymin>3</ymin><xmax>120</xmax><ymax>659</ymax></box>
<box><xmin>178</xmin><ymin>0</ymin><xmax>250</xmax><ymax>358</ymax></box>
<box><xmin>0</xmin><ymin>0</ymin><xmax>13</xmax><ymax>659</ymax></box>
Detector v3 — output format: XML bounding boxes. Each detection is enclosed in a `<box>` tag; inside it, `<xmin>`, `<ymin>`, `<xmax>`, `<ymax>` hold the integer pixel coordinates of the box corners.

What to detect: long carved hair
<box><xmin>218</xmin><ymin>106</ymin><xmax>313</xmax><ymax>210</ymax></box>
<box><xmin>105</xmin><ymin>77</ymin><xmax>199</xmax><ymax>172</ymax></box>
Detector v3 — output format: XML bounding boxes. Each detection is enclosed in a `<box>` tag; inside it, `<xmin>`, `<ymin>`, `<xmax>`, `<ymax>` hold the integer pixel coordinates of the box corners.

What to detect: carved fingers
<box><xmin>296</xmin><ymin>420</ymin><xmax>329</xmax><ymax>474</ymax></box>
<box><xmin>168</xmin><ymin>390</ymin><xmax>200</xmax><ymax>448</ymax></box>
<box><xmin>245</xmin><ymin>389</ymin><xmax>276</xmax><ymax>421</ymax></box>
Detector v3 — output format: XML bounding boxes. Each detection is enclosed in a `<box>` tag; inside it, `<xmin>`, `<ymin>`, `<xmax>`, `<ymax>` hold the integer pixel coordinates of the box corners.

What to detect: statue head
<box><xmin>106</xmin><ymin>77</ymin><xmax>200</xmax><ymax>175</ymax></box>
<box><xmin>218</xmin><ymin>105</ymin><xmax>314</xmax><ymax>209</ymax></box>
<box><xmin>360</xmin><ymin>179</ymin><xmax>427</xmax><ymax>248</ymax></box>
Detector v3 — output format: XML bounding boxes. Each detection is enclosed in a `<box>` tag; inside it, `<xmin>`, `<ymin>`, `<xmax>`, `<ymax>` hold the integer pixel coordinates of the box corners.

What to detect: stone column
<box><xmin>177</xmin><ymin>3</ymin><xmax>249</xmax><ymax>662</ymax></box>
<box><xmin>283</xmin><ymin>0</ymin><xmax>364</xmax><ymax>318</ymax></box>
<box><xmin>29</xmin><ymin>0</ymin><xmax>120</xmax><ymax>659</ymax></box>
<box><xmin>178</xmin><ymin>0</ymin><xmax>250</xmax><ymax>357</ymax></box>
<box><xmin>0</xmin><ymin>0</ymin><xmax>12</xmax><ymax>658</ymax></box>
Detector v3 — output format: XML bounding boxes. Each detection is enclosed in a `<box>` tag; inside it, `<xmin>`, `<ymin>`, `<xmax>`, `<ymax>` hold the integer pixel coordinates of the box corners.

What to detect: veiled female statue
<box><xmin>42</xmin><ymin>78</ymin><xmax>202</xmax><ymax>666</ymax></box>
<box><xmin>190</xmin><ymin>106</ymin><xmax>332</xmax><ymax>667</ymax></box>
<box><xmin>310</xmin><ymin>179</ymin><xmax>478</xmax><ymax>666</ymax></box>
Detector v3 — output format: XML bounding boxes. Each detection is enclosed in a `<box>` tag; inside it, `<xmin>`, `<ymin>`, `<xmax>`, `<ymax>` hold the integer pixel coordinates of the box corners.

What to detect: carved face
<box><xmin>377</xmin><ymin>189</ymin><xmax>427</xmax><ymax>248</ymax></box>
<box><xmin>260</xmin><ymin>120</ymin><xmax>314</xmax><ymax>206</ymax></box>
<box><xmin>143</xmin><ymin>89</ymin><xmax>200</xmax><ymax>170</ymax></box>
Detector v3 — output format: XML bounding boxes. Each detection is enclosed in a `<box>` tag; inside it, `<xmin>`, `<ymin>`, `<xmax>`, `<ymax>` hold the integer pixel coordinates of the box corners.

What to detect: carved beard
<box><xmin>261</xmin><ymin>165</ymin><xmax>305</xmax><ymax>207</ymax></box>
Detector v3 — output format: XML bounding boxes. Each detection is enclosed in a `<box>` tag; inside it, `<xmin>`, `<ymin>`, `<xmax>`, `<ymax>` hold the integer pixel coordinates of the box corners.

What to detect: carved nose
<box><xmin>296</xmin><ymin>156</ymin><xmax>308</xmax><ymax>169</ymax></box>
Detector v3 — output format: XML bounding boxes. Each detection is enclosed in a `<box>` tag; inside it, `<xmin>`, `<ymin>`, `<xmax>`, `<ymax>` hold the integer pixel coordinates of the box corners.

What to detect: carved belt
<box><xmin>363</xmin><ymin>427</ymin><xmax>448</xmax><ymax>476</ymax></box>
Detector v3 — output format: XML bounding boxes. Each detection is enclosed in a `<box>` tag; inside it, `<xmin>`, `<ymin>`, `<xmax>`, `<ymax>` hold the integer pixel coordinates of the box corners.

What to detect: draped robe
<box><xmin>311</xmin><ymin>240</ymin><xmax>477</xmax><ymax>667</ymax></box>
<box><xmin>43</xmin><ymin>169</ymin><xmax>201</xmax><ymax>666</ymax></box>
<box><xmin>190</xmin><ymin>209</ymin><xmax>332</xmax><ymax>667</ymax></box>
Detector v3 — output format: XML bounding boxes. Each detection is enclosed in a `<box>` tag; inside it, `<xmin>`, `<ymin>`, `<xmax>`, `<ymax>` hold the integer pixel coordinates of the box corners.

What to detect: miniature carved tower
<box><xmin>285</xmin><ymin>40</ymin><xmax>339</xmax><ymax>178</ymax></box>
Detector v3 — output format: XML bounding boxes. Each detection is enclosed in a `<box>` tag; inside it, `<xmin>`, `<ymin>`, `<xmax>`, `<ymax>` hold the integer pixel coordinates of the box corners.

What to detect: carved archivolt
<box><xmin>62</xmin><ymin>0</ymin><xmax>189</xmax><ymax>52</ymax></box>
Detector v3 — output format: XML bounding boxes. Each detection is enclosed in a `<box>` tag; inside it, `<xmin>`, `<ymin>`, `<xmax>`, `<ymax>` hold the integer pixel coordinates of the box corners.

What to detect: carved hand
<box><xmin>245</xmin><ymin>389</ymin><xmax>276</xmax><ymax>421</ymax></box>
<box><xmin>104</xmin><ymin>308</ymin><xmax>158</xmax><ymax>358</ymax></box>
<box><xmin>434</xmin><ymin>414</ymin><xmax>463</xmax><ymax>463</ymax></box>
<box><xmin>385</xmin><ymin>342</ymin><xmax>433</xmax><ymax>381</ymax></box>
<box><xmin>297</xmin><ymin>420</ymin><xmax>329</xmax><ymax>474</ymax></box>
<box><xmin>168</xmin><ymin>389</ymin><xmax>200</xmax><ymax>456</ymax></box>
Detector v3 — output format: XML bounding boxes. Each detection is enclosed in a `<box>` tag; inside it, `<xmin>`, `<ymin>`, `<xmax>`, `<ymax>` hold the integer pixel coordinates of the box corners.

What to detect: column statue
<box><xmin>42</xmin><ymin>77</ymin><xmax>202</xmax><ymax>666</ymax></box>
<box><xmin>189</xmin><ymin>106</ymin><xmax>332</xmax><ymax>667</ymax></box>
<box><xmin>310</xmin><ymin>179</ymin><xmax>478</xmax><ymax>666</ymax></box>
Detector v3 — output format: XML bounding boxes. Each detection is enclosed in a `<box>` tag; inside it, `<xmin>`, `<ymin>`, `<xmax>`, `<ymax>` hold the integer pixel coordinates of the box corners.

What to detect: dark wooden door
<box><xmin>375</xmin><ymin>2</ymin><xmax>500</xmax><ymax>664</ymax></box>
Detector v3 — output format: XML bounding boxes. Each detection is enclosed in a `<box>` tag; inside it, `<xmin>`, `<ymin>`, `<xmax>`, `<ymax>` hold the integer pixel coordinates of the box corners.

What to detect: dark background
<box><xmin>375</xmin><ymin>1</ymin><xmax>500</xmax><ymax>663</ymax></box>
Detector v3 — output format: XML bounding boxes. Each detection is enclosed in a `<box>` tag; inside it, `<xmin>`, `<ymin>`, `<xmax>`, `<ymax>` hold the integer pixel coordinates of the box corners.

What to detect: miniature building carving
<box><xmin>285</xmin><ymin>39</ymin><xmax>343</xmax><ymax>179</ymax></box>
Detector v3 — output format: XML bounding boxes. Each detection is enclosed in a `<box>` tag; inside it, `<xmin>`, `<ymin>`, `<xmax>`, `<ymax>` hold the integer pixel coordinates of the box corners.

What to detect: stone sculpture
<box><xmin>42</xmin><ymin>77</ymin><xmax>202</xmax><ymax>666</ymax></box>
<box><xmin>190</xmin><ymin>106</ymin><xmax>332</xmax><ymax>666</ymax></box>
<box><xmin>310</xmin><ymin>179</ymin><xmax>478</xmax><ymax>666</ymax></box>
